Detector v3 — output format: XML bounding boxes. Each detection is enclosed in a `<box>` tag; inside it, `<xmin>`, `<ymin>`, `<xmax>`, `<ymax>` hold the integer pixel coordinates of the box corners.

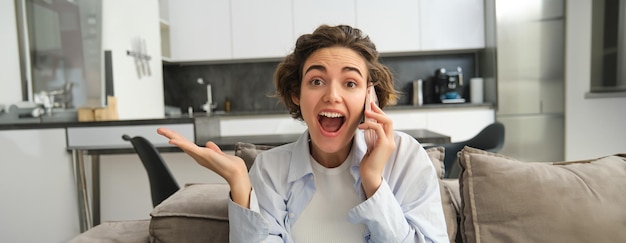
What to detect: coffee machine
<box><xmin>433</xmin><ymin>67</ymin><xmax>465</xmax><ymax>103</ymax></box>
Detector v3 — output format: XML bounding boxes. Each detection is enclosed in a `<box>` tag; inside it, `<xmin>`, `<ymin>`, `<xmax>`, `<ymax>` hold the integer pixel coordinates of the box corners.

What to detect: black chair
<box><xmin>122</xmin><ymin>134</ymin><xmax>180</xmax><ymax>207</ymax></box>
<box><xmin>427</xmin><ymin>122</ymin><xmax>505</xmax><ymax>178</ymax></box>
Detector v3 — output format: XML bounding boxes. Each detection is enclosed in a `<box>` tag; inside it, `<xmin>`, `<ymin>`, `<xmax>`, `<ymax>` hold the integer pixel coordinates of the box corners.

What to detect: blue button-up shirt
<box><xmin>228</xmin><ymin>130</ymin><xmax>448</xmax><ymax>243</ymax></box>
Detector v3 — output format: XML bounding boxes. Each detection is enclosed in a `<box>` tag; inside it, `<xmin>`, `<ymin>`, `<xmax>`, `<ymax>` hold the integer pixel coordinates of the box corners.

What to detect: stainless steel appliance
<box><xmin>414</xmin><ymin>77</ymin><xmax>438</xmax><ymax>105</ymax></box>
<box><xmin>412</xmin><ymin>79</ymin><xmax>424</xmax><ymax>106</ymax></box>
<box><xmin>484</xmin><ymin>0</ymin><xmax>565</xmax><ymax>161</ymax></box>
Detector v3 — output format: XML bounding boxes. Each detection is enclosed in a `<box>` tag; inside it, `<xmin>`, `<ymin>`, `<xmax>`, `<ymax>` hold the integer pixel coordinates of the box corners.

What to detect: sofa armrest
<box><xmin>149</xmin><ymin>183</ymin><xmax>230</xmax><ymax>243</ymax></box>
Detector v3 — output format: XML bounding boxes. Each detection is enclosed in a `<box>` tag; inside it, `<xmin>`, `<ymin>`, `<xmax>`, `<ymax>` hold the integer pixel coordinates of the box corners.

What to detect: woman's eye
<box><xmin>346</xmin><ymin>81</ymin><xmax>357</xmax><ymax>88</ymax></box>
<box><xmin>310</xmin><ymin>79</ymin><xmax>323</xmax><ymax>86</ymax></box>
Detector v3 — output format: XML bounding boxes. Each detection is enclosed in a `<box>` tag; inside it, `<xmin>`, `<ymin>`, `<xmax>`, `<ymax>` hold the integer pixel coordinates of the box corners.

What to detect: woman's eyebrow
<box><xmin>304</xmin><ymin>65</ymin><xmax>326</xmax><ymax>75</ymax></box>
<box><xmin>342</xmin><ymin>66</ymin><xmax>363</xmax><ymax>77</ymax></box>
<box><xmin>304</xmin><ymin>65</ymin><xmax>363</xmax><ymax>77</ymax></box>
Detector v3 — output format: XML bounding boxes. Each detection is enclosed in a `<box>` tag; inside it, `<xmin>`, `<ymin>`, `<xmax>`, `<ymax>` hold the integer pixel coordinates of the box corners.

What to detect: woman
<box><xmin>158</xmin><ymin>25</ymin><xmax>448</xmax><ymax>243</ymax></box>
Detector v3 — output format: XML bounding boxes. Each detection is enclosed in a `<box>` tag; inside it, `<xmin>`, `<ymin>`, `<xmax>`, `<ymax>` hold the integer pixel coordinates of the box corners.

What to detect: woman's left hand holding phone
<box><xmin>357</xmin><ymin>102</ymin><xmax>396</xmax><ymax>198</ymax></box>
<box><xmin>156</xmin><ymin>127</ymin><xmax>252</xmax><ymax>208</ymax></box>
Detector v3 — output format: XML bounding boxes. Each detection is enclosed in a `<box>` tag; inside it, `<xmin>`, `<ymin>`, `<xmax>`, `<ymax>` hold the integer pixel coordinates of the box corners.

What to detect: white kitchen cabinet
<box><xmin>66</xmin><ymin>123</ymin><xmax>193</xmax><ymax>147</ymax></box>
<box><xmin>387</xmin><ymin>107</ymin><xmax>495</xmax><ymax>143</ymax></box>
<box><xmin>0</xmin><ymin>129</ymin><xmax>79</xmax><ymax>242</ymax></box>
<box><xmin>165</xmin><ymin>0</ymin><xmax>486</xmax><ymax>62</ymax></box>
<box><xmin>425</xmin><ymin>107</ymin><xmax>494</xmax><ymax>142</ymax></box>
<box><xmin>419</xmin><ymin>0</ymin><xmax>485</xmax><ymax>51</ymax></box>
<box><xmin>231</xmin><ymin>0</ymin><xmax>294</xmax><ymax>59</ymax></box>
<box><xmin>219</xmin><ymin>114</ymin><xmax>307</xmax><ymax>136</ymax></box>
<box><xmin>168</xmin><ymin>0</ymin><xmax>232</xmax><ymax>61</ymax></box>
<box><xmin>293</xmin><ymin>0</ymin><xmax>356</xmax><ymax>38</ymax></box>
<box><xmin>386</xmin><ymin>109</ymin><xmax>429</xmax><ymax>130</ymax></box>
<box><xmin>356</xmin><ymin>0</ymin><xmax>421</xmax><ymax>53</ymax></box>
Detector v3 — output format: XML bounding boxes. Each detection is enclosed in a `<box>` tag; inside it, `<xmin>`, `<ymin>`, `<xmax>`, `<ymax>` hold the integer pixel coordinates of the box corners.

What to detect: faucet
<box><xmin>201</xmin><ymin>83</ymin><xmax>217</xmax><ymax>116</ymax></box>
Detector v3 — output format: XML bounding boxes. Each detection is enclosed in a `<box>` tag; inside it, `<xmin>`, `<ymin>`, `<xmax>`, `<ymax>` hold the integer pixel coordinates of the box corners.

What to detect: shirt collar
<box><xmin>286</xmin><ymin>130</ymin><xmax>368</xmax><ymax>183</ymax></box>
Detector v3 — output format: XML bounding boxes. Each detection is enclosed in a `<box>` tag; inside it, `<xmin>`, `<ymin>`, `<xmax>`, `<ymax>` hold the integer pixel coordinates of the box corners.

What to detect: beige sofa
<box><xmin>70</xmin><ymin>145</ymin><xmax>626</xmax><ymax>243</ymax></box>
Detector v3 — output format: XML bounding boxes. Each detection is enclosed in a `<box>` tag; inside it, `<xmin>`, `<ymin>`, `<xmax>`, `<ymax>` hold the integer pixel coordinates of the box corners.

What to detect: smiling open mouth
<box><xmin>318</xmin><ymin>111</ymin><xmax>345</xmax><ymax>133</ymax></box>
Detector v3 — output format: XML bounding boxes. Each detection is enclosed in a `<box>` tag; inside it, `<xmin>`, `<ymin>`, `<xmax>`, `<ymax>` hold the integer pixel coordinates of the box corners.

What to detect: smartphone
<box><xmin>364</xmin><ymin>86</ymin><xmax>378</xmax><ymax>150</ymax></box>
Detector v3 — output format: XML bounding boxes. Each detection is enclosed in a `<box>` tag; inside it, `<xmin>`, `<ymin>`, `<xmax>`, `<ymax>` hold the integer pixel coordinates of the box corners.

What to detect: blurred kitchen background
<box><xmin>10</xmin><ymin>0</ymin><xmax>626</xmax><ymax>163</ymax></box>
<box><xmin>162</xmin><ymin>53</ymin><xmax>478</xmax><ymax>113</ymax></box>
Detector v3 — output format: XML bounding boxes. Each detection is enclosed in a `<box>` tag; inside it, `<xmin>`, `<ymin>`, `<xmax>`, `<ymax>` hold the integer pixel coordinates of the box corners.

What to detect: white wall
<box><xmin>565</xmin><ymin>0</ymin><xmax>626</xmax><ymax>160</ymax></box>
<box><xmin>0</xmin><ymin>0</ymin><xmax>23</xmax><ymax>105</ymax></box>
<box><xmin>0</xmin><ymin>129</ymin><xmax>79</xmax><ymax>242</ymax></box>
<box><xmin>99</xmin><ymin>153</ymin><xmax>225</xmax><ymax>221</ymax></box>
<box><xmin>102</xmin><ymin>0</ymin><xmax>164</xmax><ymax>120</ymax></box>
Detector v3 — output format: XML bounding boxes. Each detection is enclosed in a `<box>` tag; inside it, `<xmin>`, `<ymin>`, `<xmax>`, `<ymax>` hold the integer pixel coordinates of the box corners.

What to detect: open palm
<box><xmin>156</xmin><ymin>127</ymin><xmax>248</xmax><ymax>184</ymax></box>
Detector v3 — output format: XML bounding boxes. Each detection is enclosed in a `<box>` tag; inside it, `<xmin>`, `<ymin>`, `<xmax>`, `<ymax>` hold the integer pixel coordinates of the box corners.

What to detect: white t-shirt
<box><xmin>291</xmin><ymin>154</ymin><xmax>366</xmax><ymax>242</ymax></box>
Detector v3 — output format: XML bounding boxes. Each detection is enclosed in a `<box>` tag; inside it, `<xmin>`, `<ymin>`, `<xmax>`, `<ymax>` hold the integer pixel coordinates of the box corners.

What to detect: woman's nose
<box><xmin>323</xmin><ymin>84</ymin><xmax>341</xmax><ymax>103</ymax></box>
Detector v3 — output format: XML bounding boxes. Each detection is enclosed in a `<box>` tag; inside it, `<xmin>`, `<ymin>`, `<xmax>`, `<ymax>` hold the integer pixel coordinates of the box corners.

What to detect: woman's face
<box><xmin>293</xmin><ymin>47</ymin><xmax>369</xmax><ymax>164</ymax></box>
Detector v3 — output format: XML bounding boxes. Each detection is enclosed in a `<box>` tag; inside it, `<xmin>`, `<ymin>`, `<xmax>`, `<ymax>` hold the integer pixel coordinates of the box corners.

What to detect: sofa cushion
<box><xmin>234</xmin><ymin>142</ymin><xmax>274</xmax><ymax>170</ymax></box>
<box><xmin>426</xmin><ymin>146</ymin><xmax>446</xmax><ymax>179</ymax></box>
<box><xmin>149</xmin><ymin>184</ymin><xmax>230</xmax><ymax>243</ymax></box>
<box><xmin>427</xmin><ymin>146</ymin><xmax>461</xmax><ymax>243</ymax></box>
<box><xmin>146</xmin><ymin>143</ymin><xmax>269</xmax><ymax>243</ymax></box>
<box><xmin>68</xmin><ymin>220</ymin><xmax>150</xmax><ymax>243</ymax></box>
<box><xmin>458</xmin><ymin>146</ymin><xmax>626</xmax><ymax>243</ymax></box>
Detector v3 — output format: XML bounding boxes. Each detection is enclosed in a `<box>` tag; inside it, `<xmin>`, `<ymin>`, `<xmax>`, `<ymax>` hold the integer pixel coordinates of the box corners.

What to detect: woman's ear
<box><xmin>291</xmin><ymin>95</ymin><xmax>300</xmax><ymax>106</ymax></box>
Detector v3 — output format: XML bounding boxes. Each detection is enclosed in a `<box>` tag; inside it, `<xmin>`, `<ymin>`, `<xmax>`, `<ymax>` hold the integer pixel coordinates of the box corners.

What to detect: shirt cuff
<box><xmin>348</xmin><ymin>178</ymin><xmax>411</xmax><ymax>242</ymax></box>
<box><xmin>228</xmin><ymin>189</ymin><xmax>267</xmax><ymax>243</ymax></box>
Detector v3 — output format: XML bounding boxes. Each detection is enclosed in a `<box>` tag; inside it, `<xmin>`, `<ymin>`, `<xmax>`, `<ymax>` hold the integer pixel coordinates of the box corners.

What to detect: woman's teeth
<box><xmin>318</xmin><ymin>112</ymin><xmax>344</xmax><ymax>133</ymax></box>
<box><xmin>319</xmin><ymin>111</ymin><xmax>343</xmax><ymax>118</ymax></box>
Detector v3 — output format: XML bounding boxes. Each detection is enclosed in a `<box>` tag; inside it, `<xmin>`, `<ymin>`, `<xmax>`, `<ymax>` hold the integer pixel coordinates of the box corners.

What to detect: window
<box><xmin>590</xmin><ymin>0</ymin><xmax>626</xmax><ymax>93</ymax></box>
<box><xmin>15</xmin><ymin>0</ymin><xmax>104</xmax><ymax>108</ymax></box>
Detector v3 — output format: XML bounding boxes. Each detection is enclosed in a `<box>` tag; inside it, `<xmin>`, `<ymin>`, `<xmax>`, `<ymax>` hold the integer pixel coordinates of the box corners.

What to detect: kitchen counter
<box><xmin>1</xmin><ymin>102</ymin><xmax>495</xmax><ymax>145</ymax></box>
<box><xmin>0</xmin><ymin>102</ymin><xmax>494</xmax><ymax>130</ymax></box>
<box><xmin>0</xmin><ymin>117</ymin><xmax>194</xmax><ymax>131</ymax></box>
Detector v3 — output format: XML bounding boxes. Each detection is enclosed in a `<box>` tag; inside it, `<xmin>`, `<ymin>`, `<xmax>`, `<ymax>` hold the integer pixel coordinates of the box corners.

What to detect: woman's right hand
<box><xmin>157</xmin><ymin>127</ymin><xmax>251</xmax><ymax>208</ymax></box>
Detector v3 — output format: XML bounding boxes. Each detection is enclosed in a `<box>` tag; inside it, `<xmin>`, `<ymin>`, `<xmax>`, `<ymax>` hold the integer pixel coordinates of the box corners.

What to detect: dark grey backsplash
<box><xmin>163</xmin><ymin>61</ymin><xmax>283</xmax><ymax>113</ymax></box>
<box><xmin>163</xmin><ymin>52</ymin><xmax>478</xmax><ymax>113</ymax></box>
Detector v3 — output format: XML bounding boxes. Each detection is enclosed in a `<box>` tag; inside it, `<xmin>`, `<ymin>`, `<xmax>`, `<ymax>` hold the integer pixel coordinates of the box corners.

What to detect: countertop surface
<box><xmin>0</xmin><ymin>117</ymin><xmax>194</xmax><ymax>131</ymax></box>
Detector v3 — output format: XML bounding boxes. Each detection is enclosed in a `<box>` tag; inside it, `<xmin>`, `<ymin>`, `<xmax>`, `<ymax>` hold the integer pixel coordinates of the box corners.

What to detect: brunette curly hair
<box><xmin>273</xmin><ymin>24</ymin><xmax>398</xmax><ymax>120</ymax></box>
